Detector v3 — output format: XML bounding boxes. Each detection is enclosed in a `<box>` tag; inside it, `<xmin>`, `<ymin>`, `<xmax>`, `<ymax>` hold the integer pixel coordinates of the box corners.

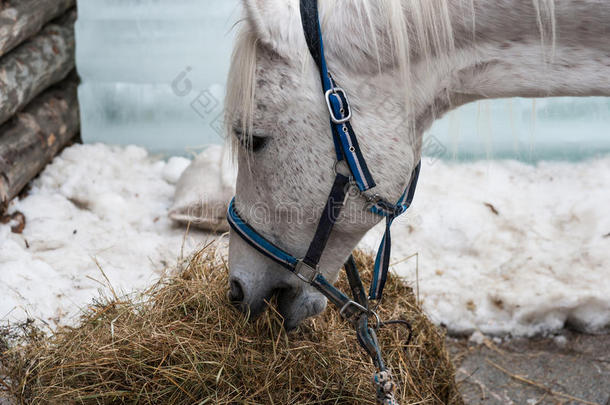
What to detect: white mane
<box><xmin>224</xmin><ymin>0</ymin><xmax>556</xmax><ymax>154</ymax></box>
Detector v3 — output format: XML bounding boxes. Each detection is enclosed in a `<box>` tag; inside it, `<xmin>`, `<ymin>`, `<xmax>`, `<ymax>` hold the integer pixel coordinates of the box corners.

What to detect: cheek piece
<box><xmin>228</xmin><ymin>1</ymin><xmax>421</xmax><ymax>403</ymax></box>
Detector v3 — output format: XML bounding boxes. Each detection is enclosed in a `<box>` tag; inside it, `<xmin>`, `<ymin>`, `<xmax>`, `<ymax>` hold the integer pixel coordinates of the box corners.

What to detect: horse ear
<box><xmin>242</xmin><ymin>0</ymin><xmax>304</xmax><ymax>55</ymax></box>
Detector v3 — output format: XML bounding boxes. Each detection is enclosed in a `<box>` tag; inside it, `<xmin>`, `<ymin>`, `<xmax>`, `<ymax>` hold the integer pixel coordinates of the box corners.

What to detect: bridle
<box><xmin>227</xmin><ymin>1</ymin><xmax>421</xmax><ymax>403</ymax></box>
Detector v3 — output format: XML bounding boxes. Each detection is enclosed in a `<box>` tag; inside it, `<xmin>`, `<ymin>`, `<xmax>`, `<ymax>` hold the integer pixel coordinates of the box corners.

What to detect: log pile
<box><xmin>0</xmin><ymin>1</ymin><xmax>77</xmax><ymax>212</ymax></box>
<box><xmin>0</xmin><ymin>0</ymin><xmax>74</xmax><ymax>58</ymax></box>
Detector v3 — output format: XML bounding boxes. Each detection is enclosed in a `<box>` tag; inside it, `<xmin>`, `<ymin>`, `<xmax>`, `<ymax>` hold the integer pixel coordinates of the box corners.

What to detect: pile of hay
<box><xmin>1</xmin><ymin>248</ymin><xmax>462</xmax><ymax>404</ymax></box>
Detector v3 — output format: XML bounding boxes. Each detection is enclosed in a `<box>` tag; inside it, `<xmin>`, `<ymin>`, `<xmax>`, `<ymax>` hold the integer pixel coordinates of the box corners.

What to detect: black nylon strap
<box><xmin>303</xmin><ymin>174</ymin><xmax>350</xmax><ymax>268</ymax></box>
<box><xmin>357</xmin><ymin>316</ymin><xmax>385</xmax><ymax>371</ymax></box>
<box><xmin>345</xmin><ymin>255</ymin><xmax>368</xmax><ymax>307</ymax></box>
<box><xmin>404</xmin><ymin>161</ymin><xmax>421</xmax><ymax>208</ymax></box>
<box><xmin>300</xmin><ymin>0</ymin><xmax>377</xmax><ymax>192</ymax></box>
<box><xmin>299</xmin><ymin>0</ymin><xmax>325</xmax><ymax>83</ymax></box>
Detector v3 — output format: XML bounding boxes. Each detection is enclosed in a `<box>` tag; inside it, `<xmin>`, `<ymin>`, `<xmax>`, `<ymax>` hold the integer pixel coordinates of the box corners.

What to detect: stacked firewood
<box><xmin>0</xmin><ymin>0</ymin><xmax>78</xmax><ymax>212</ymax></box>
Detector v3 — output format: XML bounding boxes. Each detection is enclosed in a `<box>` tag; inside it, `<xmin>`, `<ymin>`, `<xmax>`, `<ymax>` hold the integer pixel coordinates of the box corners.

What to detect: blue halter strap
<box><xmin>228</xmin><ymin>0</ymin><xmax>421</xmax><ymax>397</ymax></box>
<box><xmin>368</xmin><ymin>161</ymin><xmax>421</xmax><ymax>300</ymax></box>
<box><xmin>300</xmin><ymin>0</ymin><xmax>376</xmax><ymax>192</ymax></box>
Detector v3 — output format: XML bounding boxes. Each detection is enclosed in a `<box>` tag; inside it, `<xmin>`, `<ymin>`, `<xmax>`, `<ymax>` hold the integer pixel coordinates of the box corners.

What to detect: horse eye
<box><xmin>249</xmin><ymin>135</ymin><xmax>267</xmax><ymax>152</ymax></box>
<box><xmin>234</xmin><ymin>127</ymin><xmax>268</xmax><ymax>152</ymax></box>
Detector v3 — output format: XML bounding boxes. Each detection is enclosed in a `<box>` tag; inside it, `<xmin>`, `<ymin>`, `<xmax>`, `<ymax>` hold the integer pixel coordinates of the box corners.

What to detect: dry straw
<box><xmin>1</xmin><ymin>248</ymin><xmax>462</xmax><ymax>404</ymax></box>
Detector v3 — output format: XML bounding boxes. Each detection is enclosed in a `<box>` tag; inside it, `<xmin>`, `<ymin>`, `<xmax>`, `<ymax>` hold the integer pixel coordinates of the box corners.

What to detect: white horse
<box><xmin>224</xmin><ymin>0</ymin><xmax>610</xmax><ymax>330</ymax></box>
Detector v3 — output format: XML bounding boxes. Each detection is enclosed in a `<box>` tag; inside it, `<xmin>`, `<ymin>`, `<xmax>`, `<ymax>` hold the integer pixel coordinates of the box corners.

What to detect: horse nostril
<box><xmin>228</xmin><ymin>279</ymin><xmax>245</xmax><ymax>304</ymax></box>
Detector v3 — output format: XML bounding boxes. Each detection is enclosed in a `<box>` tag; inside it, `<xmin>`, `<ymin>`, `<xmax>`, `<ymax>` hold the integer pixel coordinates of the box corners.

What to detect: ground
<box><xmin>2</xmin><ymin>331</ymin><xmax>607</xmax><ymax>404</ymax></box>
<box><xmin>450</xmin><ymin>332</ymin><xmax>610</xmax><ymax>405</ymax></box>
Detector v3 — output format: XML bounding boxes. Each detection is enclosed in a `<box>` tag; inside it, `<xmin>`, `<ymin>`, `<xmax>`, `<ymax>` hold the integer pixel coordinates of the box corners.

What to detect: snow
<box><xmin>0</xmin><ymin>144</ymin><xmax>213</xmax><ymax>326</ymax></box>
<box><xmin>362</xmin><ymin>156</ymin><xmax>610</xmax><ymax>336</ymax></box>
<box><xmin>162</xmin><ymin>156</ymin><xmax>192</xmax><ymax>184</ymax></box>
<box><xmin>468</xmin><ymin>331</ymin><xmax>487</xmax><ymax>345</ymax></box>
<box><xmin>1</xmin><ymin>144</ymin><xmax>609</xmax><ymax>337</ymax></box>
<box><xmin>553</xmin><ymin>335</ymin><xmax>568</xmax><ymax>347</ymax></box>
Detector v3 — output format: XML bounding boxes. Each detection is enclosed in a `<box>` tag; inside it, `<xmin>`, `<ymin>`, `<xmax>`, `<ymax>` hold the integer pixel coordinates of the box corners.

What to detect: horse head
<box><xmin>225</xmin><ymin>0</ymin><xmax>610</xmax><ymax>330</ymax></box>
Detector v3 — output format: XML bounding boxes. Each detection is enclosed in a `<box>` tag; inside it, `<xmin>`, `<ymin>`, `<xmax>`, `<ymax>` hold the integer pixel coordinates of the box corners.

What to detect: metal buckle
<box><xmin>340</xmin><ymin>301</ymin><xmax>382</xmax><ymax>330</ymax></box>
<box><xmin>339</xmin><ymin>300</ymin><xmax>369</xmax><ymax>320</ymax></box>
<box><xmin>294</xmin><ymin>260</ymin><xmax>320</xmax><ymax>284</ymax></box>
<box><xmin>325</xmin><ymin>87</ymin><xmax>352</xmax><ymax>124</ymax></box>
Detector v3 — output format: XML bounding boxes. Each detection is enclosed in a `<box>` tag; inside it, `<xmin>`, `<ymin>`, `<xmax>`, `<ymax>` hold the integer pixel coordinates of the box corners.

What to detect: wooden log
<box><xmin>0</xmin><ymin>0</ymin><xmax>75</xmax><ymax>58</ymax></box>
<box><xmin>0</xmin><ymin>73</ymin><xmax>79</xmax><ymax>211</ymax></box>
<box><xmin>0</xmin><ymin>10</ymin><xmax>76</xmax><ymax>127</ymax></box>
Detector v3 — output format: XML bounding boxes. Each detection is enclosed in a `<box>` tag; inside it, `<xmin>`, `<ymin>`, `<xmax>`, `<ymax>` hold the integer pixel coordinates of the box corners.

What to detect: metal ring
<box><xmin>334</xmin><ymin>160</ymin><xmax>349</xmax><ymax>176</ymax></box>
<box><xmin>347</xmin><ymin>182</ymin><xmax>360</xmax><ymax>198</ymax></box>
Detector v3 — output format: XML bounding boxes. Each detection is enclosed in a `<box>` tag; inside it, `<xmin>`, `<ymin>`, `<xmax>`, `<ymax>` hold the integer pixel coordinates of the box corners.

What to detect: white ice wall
<box><xmin>76</xmin><ymin>0</ymin><xmax>239</xmax><ymax>156</ymax></box>
<box><xmin>427</xmin><ymin>97</ymin><xmax>610</xmax><ymax>162</ymax></box>
<box><xmin>75</xmin><ymin>1</ymin><xmax>610</xmax><ymax>160</ymax></box>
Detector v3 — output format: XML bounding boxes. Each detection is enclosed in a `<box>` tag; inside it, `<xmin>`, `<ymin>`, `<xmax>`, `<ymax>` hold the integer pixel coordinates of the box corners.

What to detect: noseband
<box><xmin>228</xmin><ymin>1</ymin><xmax>421</xmax><ymax>403</ymax></box>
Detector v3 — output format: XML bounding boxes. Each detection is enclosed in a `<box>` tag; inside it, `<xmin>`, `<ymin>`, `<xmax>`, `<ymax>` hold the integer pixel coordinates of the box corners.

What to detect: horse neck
<box><xmin>325</xmin><ymin>0</ymin><xmax>609</xmax><ymax>150</ymax></box>
<box><xmin>414</xmin><ymin>0</ymin><xmax>610</xmax><ymax>109</ymax></box>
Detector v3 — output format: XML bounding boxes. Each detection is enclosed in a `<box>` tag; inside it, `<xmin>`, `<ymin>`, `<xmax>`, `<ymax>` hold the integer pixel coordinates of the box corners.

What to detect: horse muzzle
<box><xmin>228</xmin><ymin>274</ymin><xmax>327</xmax><ymax>330</ymax></box>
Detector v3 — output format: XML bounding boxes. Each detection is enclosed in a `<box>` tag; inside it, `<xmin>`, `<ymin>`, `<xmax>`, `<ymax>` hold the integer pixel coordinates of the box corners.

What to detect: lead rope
<box><xmin>378</xmin><ymin>319</ymin><xmax>415</xmax><ymax>404</ymax></box>
<box><xmin>374</xmin><ymin>370</ymin><xmax>399</xmax><ymax>405</ymax></box>
<box><xmin>344</xmin><ymin>257</ymin><xmax>415</xmax><ymax>405</ymax></box>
